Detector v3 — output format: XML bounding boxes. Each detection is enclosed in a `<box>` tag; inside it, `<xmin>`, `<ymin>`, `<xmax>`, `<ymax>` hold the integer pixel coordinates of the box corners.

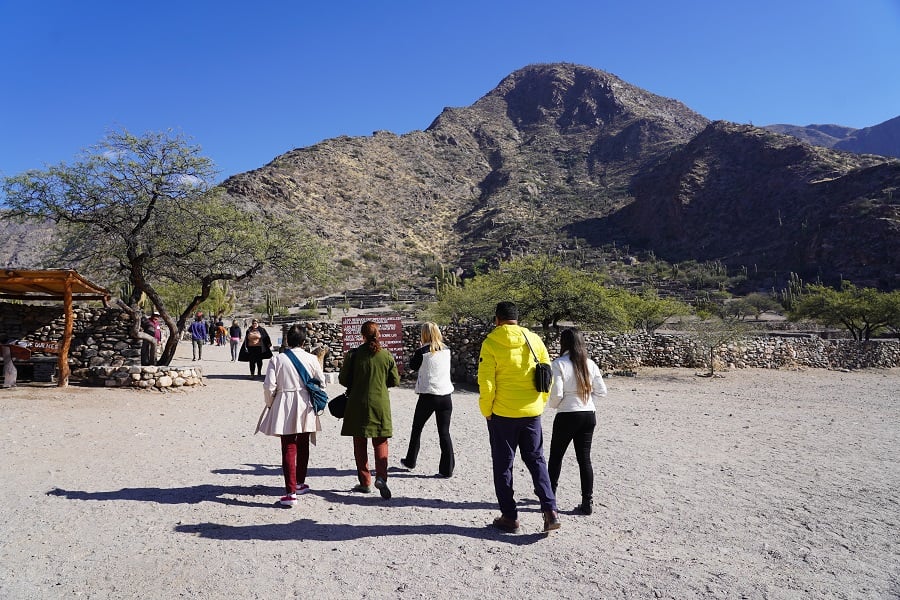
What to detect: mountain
<box><xmin>222</xmin><ymin>63</ymin><xmax>710</xmax><ymax>285</ymax></box>
<box><xmin>765</xmin><ymin>115</ymin><xmax>900</xmax><ymax>159</ymax></box>
<box><xmin>574</xmin><ymin>122</ymin><xmax>900</xmax><ymax>287</ymax></box>
<box><xmin>222</xmin><ymin>63</ymin><xmax>900</xmax><ymax>290</ymax></box>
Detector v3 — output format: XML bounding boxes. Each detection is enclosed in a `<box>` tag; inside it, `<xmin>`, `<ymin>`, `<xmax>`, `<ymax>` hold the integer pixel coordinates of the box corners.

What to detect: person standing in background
<box><xmin>229</xmin><ymin>319</ymin><xmax>242</xmax><ymax>361</ymax></box>
<box><xmin>239</xmin><ymin>319</ymin><xmax>272</xmax><ymax>379</ymax></box>
<box><xmin>189</xmin><ymin>312</ymin><xmax>208</xmax><ymax>361</ymax></box>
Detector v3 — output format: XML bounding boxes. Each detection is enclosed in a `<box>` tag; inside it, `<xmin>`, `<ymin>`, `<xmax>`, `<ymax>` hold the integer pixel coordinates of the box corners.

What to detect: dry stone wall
<box><xmin>0</xmin><ymin>301</ymin><xmax>141</xmax><ymax>369</ymax></box>
<box><xmin>284</xmin><ymin>321</ymin><xmax>900</xmax><ymax>383</ymax></box>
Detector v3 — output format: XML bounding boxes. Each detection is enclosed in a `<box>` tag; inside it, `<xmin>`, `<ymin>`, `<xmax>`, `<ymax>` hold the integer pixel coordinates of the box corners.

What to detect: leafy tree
<box><xmin>620</xmin><ymin>288</ymin><xmax>692</xmax><ymax>333</ymax></box>
<box><xmin>2</xmin><ymin>129</ymin><xmax>328</xmax><ymax>364</ymax></box>
<box><xmin>683</xmin><ymin>315</ymin><xmax>748</xmax><ymax>376</ymax></box>
<box><xmin>424</xmin><ymin>255</ymin><xmax>628</xmax><ymax>333</ymax></box>
<box><xmin>422</xmin><ymin>273</ymin><xmax>504</xmax><ymax>327</ymax></box>
<box><xmin>884</xmin><ymin>290</ymin><xmax>900</xmax><ymax>342</ymax></box>
<box><xmin>791</xmin><ymin>282</ymin><xmax>891</xmax><ymax>341</ymax></box>
<box><xmin>499</xmin><ymin>255</ymin><xmax>625</xmax><ymax>332</ymax></box>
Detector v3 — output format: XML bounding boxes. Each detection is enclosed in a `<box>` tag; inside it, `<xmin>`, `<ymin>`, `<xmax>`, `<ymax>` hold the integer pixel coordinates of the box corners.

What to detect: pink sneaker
<box><xmin>296</xmin><ymin>484</ymin><xmax>311</xmax><ymax>495</ymax></box>
<box><xmin>278</xmin><ymin>494</ymin><xmax>297</xmax><ymax>506</ymax></box>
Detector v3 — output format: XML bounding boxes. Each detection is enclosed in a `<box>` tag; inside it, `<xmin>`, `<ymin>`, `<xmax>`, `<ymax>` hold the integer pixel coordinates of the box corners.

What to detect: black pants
<box><xmin>247</xmin><ymin>346</ymin><xmax>263</xmax><ymax>376</ymax></box>
<box><xmin>547</xmin><ymin>411</ymin><xmax>596</xmax><ymax>503</ymax></box>
<box><xmin>404</xmin><ymin>393</ymin><xmax>454</xmax><ymax>477</ymax></box>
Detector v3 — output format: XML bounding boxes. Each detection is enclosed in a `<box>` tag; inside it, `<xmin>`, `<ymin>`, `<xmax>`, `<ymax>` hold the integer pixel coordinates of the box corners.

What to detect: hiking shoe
<box><xmin>374</xmin><ymin>477</ymin><xmax>392</xmax><ymax>499</ymax></box>
<box><xmin>575</xmin><ymin>501</ymin><xmax>593</xmax><ymax>515</ymax></box>
<box><xmin>543</xmin><ymin>510</ymin><xmax>561</xmax><ymax>532</ymax></box>
<box><xmin>278</xmin><ymin>494</ymin><xmax>297</xmax><ymax>507</ymax></box>
<box><xmin>351</xmin><ymin>483</ymin><xmax>372</xmax><ymax>493</ymax></box>
<box><xmin>296</xmin><ymin>484</ymin><xmax>311</xmax><ymax>495</ymax></box>
<box><xmin>399</xmin><ymin>458</ymin><xmax>414</xmax><ymax>470</ymax></box>
<box><xmin>492</xmin><ymin>515</ymin><xmax>520</xmax><ymax>534</ymax></box>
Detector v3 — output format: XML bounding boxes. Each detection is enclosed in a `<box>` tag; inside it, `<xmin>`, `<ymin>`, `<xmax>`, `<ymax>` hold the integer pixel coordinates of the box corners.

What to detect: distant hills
<box><xmin>765</xmin><ymin>115</ymin><xmax>900</xmax><ymax>159</ymax></box>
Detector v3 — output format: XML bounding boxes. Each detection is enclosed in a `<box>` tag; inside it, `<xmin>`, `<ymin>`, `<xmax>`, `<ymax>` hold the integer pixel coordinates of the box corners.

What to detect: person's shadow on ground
<box><xmin>174</xmin><ymin>518</ymin><xmax>548</xmax><ymax>545</ymax></box>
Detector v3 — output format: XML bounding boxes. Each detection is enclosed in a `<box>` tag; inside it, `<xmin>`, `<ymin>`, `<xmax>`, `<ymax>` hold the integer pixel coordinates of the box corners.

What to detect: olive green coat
<box><xmin>338</xmin><ymin>345</ymin><xmax>400</xmax><ymax>438</ymax></box>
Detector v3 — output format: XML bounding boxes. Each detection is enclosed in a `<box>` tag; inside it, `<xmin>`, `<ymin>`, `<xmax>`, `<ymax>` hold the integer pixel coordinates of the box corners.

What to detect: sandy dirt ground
<box><xmin>1</xmin><ymin>332</ymin><xmax>898</xmax><ymax>599</ymax></box>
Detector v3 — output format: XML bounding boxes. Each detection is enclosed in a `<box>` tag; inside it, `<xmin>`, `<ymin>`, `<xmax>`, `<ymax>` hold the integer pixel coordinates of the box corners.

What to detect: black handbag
<box><xmin>329</xmin><ymin>349</ymin><xmax>355</xmax><ymax>418</ymax></box>
<box><xmin>328</xmin><ymin>393</ymin><xmax>348</xmax><ymax>418</ymax></box>
<box><xmin>522</xmin><ymin>328</ymin><xmax>552</xmax><ymax>393</ymax></box>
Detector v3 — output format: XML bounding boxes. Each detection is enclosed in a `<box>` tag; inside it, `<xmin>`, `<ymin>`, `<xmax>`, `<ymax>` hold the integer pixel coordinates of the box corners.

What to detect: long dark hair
<box><xmin>560</xmin><ymin>328</ymin><xmax>591</xmax><ymax>403</ymax></box>
<box><xmin>361</xmin><ymin>321</ymin><xmax>381</xmax><ymax>354</ymax></box>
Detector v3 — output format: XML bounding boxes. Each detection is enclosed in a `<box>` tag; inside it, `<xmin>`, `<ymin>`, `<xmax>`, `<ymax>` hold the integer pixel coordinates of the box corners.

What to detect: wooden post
<box><xmin>59</xmin><ymin>278</ymin><xmax>74</xmax><ymax>387</ymax></box>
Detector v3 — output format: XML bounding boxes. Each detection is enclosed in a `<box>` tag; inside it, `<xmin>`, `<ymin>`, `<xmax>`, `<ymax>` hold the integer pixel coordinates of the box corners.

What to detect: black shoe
<box><xmin>400</xmin><ymin>458</ymin><xmax>414</xmax><ymax>470</ymax></box>
<box><xmin>575</xmin><ymin>501</ymin><xmax>593</xmax><ymax>515</ymax></box>
<box><xmin>543</xmin><ymin>510</ymin><xmax>561</xmax><ymax>532</ymax></box>
<box><xmin>374</xmin><ymin>477</ymin><xmax>392</xmax><ymax>499</ymax></box>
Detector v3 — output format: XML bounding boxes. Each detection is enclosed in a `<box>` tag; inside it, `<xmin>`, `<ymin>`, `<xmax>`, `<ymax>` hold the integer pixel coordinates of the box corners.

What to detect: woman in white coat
<box><xmin>547</xmin><ymin>328</ymin><xmax>607</xmax><ymax>515</ymax></box>
<box><xmin>258</xmin><ymin>325</ymin><xmax>324</xmax><ymax>507</ymax></box>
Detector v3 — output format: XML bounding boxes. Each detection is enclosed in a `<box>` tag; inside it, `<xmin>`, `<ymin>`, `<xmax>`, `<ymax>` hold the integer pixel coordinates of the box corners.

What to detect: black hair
<box><xmin>286</xmin><ymin>325</ymin><xmax>306</xmax><ymax>348</ymax></box>
<box><xmin>495</xmin><ymin>301</ymin><xmax>518</xmax><ymax>322</ymax></box>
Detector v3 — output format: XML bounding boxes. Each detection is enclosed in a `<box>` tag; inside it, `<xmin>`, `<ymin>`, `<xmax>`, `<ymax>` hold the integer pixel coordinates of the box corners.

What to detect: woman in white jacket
<box><xmin>258</xmin><ymin>325</ymin><xmax>324</xmax><ymax>507</ymax></box>
<box><xmin>400</xmin><ymin>322</ymin><xmax>455</xmax><ymax>478</ymax></box>
<box><xmin>547</xmin><ymin>328</ymin><xmax>607</xmax><ymax>515</ymax></box>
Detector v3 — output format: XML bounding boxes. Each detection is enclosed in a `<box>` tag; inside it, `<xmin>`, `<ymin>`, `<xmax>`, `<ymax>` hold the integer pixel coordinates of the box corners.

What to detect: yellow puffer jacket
<box><xmin>478</xmin><ymin>324</ymin><xmax>550</xmax><ymax>418</ymax></box>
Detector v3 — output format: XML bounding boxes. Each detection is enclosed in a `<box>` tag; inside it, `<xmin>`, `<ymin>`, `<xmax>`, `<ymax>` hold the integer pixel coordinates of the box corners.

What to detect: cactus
<box><xmin>265</xmin><ymin>290</ymin><xmax>282</xmax><ymax>325</ymax></box>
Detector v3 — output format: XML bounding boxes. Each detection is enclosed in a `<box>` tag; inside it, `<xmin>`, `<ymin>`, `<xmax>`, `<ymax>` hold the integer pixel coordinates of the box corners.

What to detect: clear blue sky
<box><xmin>2</xmin><ymin>1</ymin><xmax>899</xmax><ymax>183</ymax></box>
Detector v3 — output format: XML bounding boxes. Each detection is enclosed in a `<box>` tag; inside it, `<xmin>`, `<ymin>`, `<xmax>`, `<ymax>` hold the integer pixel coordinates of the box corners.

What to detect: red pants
<box><xmin>280</xmin><ymin>433</ymin><xmax>311</xmax><ymax>494</ymax></box>
<box><xmin>353</xmin><ymin>436</ymin><xmax>389</xmax><ymax>486</ymax></box>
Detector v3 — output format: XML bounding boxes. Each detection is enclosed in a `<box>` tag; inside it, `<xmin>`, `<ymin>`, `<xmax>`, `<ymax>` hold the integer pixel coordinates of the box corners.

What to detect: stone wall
<box><xmin>1</xmin><ymin>301</ymin><xmax>150</xmax><ymax>378</ymax></box>
<box><xmin>83</xmin><ymin>365</ymin><xmax>204</xmax><ymax>389</ymax></box>
<box><xmin>284</xmin><ymin>321</ymin><xmax>900</xmax><ymax>383</ymax></box>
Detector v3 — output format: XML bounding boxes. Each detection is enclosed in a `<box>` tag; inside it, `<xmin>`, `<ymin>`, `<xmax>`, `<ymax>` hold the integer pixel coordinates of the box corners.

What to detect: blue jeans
<box><xmin>487</xmin><ymin>414</ymin><xmax>556</xmax><ymax>519</ymax></box>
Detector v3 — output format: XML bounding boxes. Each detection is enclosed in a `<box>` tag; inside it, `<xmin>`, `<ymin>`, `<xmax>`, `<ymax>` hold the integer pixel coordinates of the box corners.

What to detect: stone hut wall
<box><xmin>0</xmin><ymin>301</ymin><xmax>142</xmax><ymax>372</ymax></box>
<box><xmin>284</xmin><ymin>321</ymin><xmax>900</xmax><ymax>383</ymax></box>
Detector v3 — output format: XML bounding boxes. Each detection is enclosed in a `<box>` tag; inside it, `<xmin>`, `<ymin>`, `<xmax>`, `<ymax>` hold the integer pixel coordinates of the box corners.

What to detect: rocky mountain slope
<box><xmin>222</xmin><ymin>63</ymin><xmax>900</xmax><ymax>290</ymax></box>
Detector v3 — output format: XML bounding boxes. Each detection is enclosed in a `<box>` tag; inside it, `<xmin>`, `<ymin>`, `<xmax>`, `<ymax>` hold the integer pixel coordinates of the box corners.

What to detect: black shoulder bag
<box><xmin>522</xmin><ymin>328</ymin><xmax>552</xmax><ymax>393</ymax></box>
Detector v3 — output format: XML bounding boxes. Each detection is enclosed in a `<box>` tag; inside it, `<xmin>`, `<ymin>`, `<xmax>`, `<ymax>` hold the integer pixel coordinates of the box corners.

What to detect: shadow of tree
<box><xmin>174</xmin><ymin>518</ymin><xmax>548</xmax><ymax>545</ymax></box>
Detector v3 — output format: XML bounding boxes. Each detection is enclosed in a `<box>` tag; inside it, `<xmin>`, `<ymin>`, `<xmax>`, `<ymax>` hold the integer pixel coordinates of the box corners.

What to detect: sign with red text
<box><xmin>341</xmin><ymin>316</ymin><xmax>404</xmax><ymax>368</ymax></box>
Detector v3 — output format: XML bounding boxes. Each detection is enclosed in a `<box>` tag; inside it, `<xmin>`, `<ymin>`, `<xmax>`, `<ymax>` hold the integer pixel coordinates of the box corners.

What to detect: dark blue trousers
<box><xmin>487</xmin><ymin>414</ymin><xmax>557</xmax><ymax>519</ymax></box>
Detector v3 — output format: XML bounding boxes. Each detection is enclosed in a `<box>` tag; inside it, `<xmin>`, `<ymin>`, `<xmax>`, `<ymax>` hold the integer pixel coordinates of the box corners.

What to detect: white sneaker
<box><xmin>278</xmin><ymin>494</ymin><xmax>298</xmax><ymax>506</ymax></box>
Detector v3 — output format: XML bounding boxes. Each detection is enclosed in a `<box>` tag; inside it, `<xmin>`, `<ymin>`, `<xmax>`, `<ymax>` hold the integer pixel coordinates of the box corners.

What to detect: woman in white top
<box><xmin>258</xmin><ymin>325</ymin><xmax>325</xmax><ymax>507</ymax></box>
<box><xmin>400</xmin><ymin>322</ymin><xmax>455</xmax><ymax>478</ymax></box>
<box><xmin>547</xmin><ymin>328</ymin><xmax>607</xmax><ymax>515</ymax></box>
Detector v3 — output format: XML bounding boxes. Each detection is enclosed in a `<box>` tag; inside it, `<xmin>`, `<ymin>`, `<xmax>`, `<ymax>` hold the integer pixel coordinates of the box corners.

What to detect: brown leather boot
<box><xmin>492</xmin><ymin>515</ymin><xmax>520</xmax><ymax>534</ymax></box>
<box><xmin>543</xmin><ymin>510</ymin><xmax>561</xmax><ymax>532</ymax></box>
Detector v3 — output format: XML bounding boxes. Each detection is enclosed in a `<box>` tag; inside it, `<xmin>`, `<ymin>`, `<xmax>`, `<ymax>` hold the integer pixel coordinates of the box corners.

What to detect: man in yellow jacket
<box><xmin>478</xmin><ymin>301</ymin><xmax>560</xmax><ymax>534</ymax></box>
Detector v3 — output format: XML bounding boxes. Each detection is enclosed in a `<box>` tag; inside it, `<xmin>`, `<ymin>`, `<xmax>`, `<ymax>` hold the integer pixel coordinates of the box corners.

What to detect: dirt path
<box><xmin>1</xmin><ymin>338</ymin><xmax>898</xmax><ymax>598</ymax></box>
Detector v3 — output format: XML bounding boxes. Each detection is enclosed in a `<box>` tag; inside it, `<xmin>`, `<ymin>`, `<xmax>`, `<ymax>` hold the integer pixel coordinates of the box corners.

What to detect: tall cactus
<box><xmin>265</xmin><ymin>290</ymin><xmax>282</xmax><ymax>325</ymax></box>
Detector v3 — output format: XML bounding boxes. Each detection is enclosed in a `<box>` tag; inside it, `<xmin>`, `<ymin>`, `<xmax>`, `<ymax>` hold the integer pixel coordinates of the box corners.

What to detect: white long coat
<box><xmin>258</xmin><ymin>348</ymin><xmax>324</xmax><ymax>439</ymax></box>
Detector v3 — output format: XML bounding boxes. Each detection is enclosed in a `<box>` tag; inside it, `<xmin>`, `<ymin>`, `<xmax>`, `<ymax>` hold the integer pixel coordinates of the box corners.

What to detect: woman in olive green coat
<box><xmin>339</xmin><ymin>321</ymin><xmax>400</xmax><ymax>499</ymax></box>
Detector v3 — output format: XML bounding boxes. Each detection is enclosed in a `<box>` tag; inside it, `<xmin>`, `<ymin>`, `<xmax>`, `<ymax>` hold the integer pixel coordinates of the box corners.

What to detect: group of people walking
<box><xmin>188</xmin><ymin>312</ymin><xmax>273</xmax><ymax>378</ymax></box>
<box><xmin>255</xmin><ymin>302</ymin><xmax>606</xmax><ymax>534</ymax></box>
